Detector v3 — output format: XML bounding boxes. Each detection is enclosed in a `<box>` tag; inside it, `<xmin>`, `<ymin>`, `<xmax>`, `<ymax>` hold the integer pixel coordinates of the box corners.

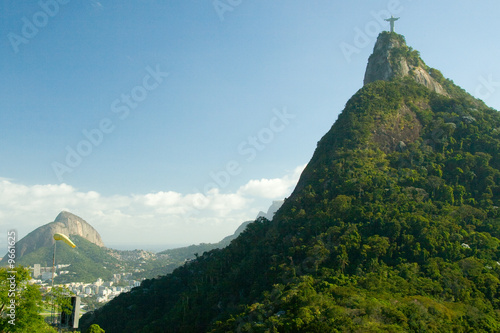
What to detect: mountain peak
<box><xmin>52</xmin><ymin>211</ymin><xmax>105</xmax><ymax>247</ymax></box>
<box><xmin>55</xmin><ymin>210</ymin><xmax>87</xmax><ymax>224</ymax></box>
<box><xmin>3</xmin><ymin>211</ymin><xmax>104</xmax><ymax>261</ymax></box>
<box><xmin>364</xmin><ymin>32</ymin><xmax>448</xmax><ymax>96</ymax></box>
<box><xmin>256</xmin><ymin>200</ymin><xmax>284</xmax><ymax>220</ymax></box>
<box><xmin>81</xmin><ymin>29</ymin><xmax>500</xmax><ymax>332</ymax></box>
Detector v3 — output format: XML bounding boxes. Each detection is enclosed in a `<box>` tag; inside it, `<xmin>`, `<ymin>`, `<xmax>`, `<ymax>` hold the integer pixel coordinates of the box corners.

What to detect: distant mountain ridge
<box><xmin>157</xmin><ymin>200</ymin><xmax>284</xmax><ymax>261</ymax></box>
<box><xmin>256</xmin><ymin>200</ymin><xmax>284</xmax><ymax>220</ymax></box>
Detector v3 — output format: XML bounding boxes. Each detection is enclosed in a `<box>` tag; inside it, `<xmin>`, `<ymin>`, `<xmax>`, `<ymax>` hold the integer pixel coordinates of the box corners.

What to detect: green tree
<box><xmin>337</xmin><ymin>245</ymin><xmax>349</xmax><ymax>274</ymax></box>
<box><xmin>86</xmin><ymin>324</ymin><xmax>105</xmax><ymax>333</ymax></box>
<box><xmin>0</xmin><ymin>266</ymin><xmax>56</xmax><ymax>332</ymax></box>
<box><xmin>51</xmin><ymin>286</ymin><xmax>73</xmax><ymax>318</ymax></box>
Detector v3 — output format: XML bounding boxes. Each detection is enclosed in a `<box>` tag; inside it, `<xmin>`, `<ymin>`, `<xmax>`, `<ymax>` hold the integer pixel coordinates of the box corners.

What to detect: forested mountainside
<box><xmin>81</xmin><ymin>32</ymin><xmax>500</xmax><ymax>332</ymax></box>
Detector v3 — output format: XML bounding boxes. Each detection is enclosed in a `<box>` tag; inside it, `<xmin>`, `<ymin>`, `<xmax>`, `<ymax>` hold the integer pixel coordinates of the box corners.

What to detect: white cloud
<box><xmin>237</xmin><ymin>164</ymin><xmax>305</xmax><ymax>198</ymax></box>
<box><xmin>0</xmin><ymin>165</ymin><xmax>305</xmax><ymax>251</ymax></box>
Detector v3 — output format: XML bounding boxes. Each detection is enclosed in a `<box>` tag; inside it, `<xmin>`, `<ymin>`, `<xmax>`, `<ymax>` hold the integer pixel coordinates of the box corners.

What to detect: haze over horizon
<box><xmin>1</xmin><ymin>1</ymin><xmax>499</xmax><ymax>250</ymax></box>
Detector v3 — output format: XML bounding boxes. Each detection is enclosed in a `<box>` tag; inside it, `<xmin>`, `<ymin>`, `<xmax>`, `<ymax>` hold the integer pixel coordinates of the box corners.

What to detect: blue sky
<box><xmin>1</xmin><ymin>0</ymin><xmax>500</xmax><ymax>251</ymax></box>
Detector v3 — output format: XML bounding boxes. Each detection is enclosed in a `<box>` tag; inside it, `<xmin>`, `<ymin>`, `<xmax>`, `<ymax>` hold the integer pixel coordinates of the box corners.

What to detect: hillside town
<box><xmin>29</xmin><ymin>263</ymin><xmax>144</xmax><ymax>305</ymax></box>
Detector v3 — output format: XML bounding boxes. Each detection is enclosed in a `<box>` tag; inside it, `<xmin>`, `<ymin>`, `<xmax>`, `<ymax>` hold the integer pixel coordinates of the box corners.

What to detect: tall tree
<box><xmin>0</xmin><ymin>267</ymin><xmax>56</xmax><ymax>332</ymax></box>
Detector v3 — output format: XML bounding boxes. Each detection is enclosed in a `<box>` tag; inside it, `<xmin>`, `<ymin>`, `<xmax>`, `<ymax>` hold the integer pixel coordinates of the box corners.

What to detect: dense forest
<box><xmin>81</xmin><ymin>33</ymin><xmax>500</xmax><ymax>332</ymax></box>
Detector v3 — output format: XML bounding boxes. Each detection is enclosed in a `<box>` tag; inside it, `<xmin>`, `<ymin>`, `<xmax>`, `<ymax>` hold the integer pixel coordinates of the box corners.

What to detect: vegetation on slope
<box><xmin>81</xmin><ymin>53</ymin><xmax>500</xmax><ymax>332</ymax></box>
<box><xmin>17</xmin><ymin>235</ymin><xmax>121</xmax><ymax>283</ymax></box>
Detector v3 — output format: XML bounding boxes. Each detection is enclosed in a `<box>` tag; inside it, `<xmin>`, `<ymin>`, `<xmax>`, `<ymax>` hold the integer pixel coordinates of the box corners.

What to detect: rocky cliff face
<box><xmin>364</xmin><ymin>32</ymin><xmax>448</xmax><ymax>96</ymax></box>
<box><xmin>12</xmin><ymin>211</ymin><xmax>104</xmax><ymax>259</ymax></box>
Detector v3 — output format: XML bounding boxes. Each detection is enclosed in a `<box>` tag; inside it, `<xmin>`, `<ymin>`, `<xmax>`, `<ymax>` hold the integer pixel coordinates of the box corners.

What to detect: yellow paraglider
<box><xmin>53</xmin><ymin>232</ymin><xmax>76</xmax><ymax>248</ymax></box>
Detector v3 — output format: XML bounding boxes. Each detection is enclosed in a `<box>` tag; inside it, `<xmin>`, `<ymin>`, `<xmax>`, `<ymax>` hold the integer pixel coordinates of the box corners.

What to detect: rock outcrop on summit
<box><xmin>364</xmin><ymin>32</ymin><xmax>448</xmax><ymax>96</ymax></box>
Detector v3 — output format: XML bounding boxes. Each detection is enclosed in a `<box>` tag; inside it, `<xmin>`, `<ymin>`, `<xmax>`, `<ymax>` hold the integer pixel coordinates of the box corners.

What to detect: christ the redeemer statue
<box><xmin>385</xmin><ymin>16</ymin><xmax>400</xmax><ymax>33</ymax></box>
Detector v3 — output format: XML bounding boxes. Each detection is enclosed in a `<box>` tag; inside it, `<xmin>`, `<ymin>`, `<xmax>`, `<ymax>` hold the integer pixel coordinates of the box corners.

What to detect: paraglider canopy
<box><xmin>53</xmin><ymin>233</ymin><xmax>76</xmax><ymax>248</ymax></box>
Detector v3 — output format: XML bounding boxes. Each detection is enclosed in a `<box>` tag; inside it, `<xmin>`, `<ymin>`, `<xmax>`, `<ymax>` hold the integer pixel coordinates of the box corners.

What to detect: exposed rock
<box><xmin>363</xmin><ymin>33</ymin><xmax>400</xmax><ymax>84</ymax></box>
<box><xmin>364</xmin><ymin>32</ymin><xmax>448</xmax><ymax>96</ymax></box>
<box><xmin>411</xmin><ymin>67</ymin><xmax>448</xmax><ymax>96</ymax></box>
<box><xmin>371</xmin><ymin>104</ymin><xmax>422</xmax><ymax>153</ymax></box>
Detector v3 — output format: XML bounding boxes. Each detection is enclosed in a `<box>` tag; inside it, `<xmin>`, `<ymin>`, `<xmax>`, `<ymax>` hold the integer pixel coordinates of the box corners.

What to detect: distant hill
<box><xmin>156</xmin><ymin>200</ymin><xmax>284</xmax><ymax>264</ymax></box>
<box><xmin>1</xmin><ymin>211</ymin><xmax>104</xmax><ymax>265</ymax></box>
<box><xmin>16</xmin><ymin>234</ymin><xmax>120</xmax><ymax>283</ymax></box>
<box><xmin>82</xmin><ymin>32</ymin><xmax>500</xmax><ymax>332</ymax></box>
<box><xmin>3</xmin><ymin>211</ymin><xmax>169</xmax><ymax>283</ymax></box>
